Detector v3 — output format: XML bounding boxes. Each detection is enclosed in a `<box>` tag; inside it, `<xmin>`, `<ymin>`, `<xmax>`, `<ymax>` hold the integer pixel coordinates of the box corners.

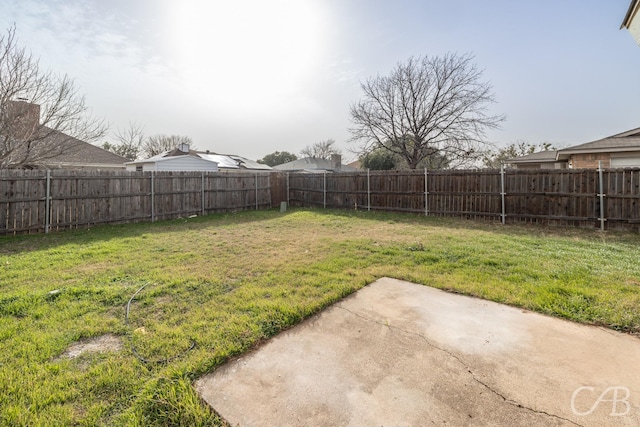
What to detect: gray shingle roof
<box><xmin>273</xmin><ymin>157</ymin><xmax>357</xmax><ymax>172</ymax></box>
<box><xmin>43</xmin><ymin>129</ymin><xmax>128</xmax><ymax>165</ymax></box>
<box><xmin>507</xmin><ymin>127</ymin><xmax>640</xmax><ymax>164</ymax></box>
<box><xmin>505</xmin><ymin>150</ymin><xmax>558</xmax><ymax>163</ymax></box>
<box><xmin>6</xmin><ymin>127</ymin><xmax>128</xmax><ymax>167</ymax></box>
<box><xmin>560</xmin><ymin>127</ymin><xmax>640</xmax><ymax>153</ymax></box>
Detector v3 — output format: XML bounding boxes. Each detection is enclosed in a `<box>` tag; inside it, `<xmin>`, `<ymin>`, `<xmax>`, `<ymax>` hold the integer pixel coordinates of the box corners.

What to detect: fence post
<box><xmin>255</xmin><ymin>173</ymin><xmax>258</xmax><ymax>210</ymax></box>
<box><xmin>286</xmin><ymin>173</ymin><xmax>290</xmax><ymax>206</ymax></box>
<box><xmin>500</xmin><ymin>165</ymin><xmax>506</xmax><ymax>225</ymax></box>
<box><xmin>150</xmin><ymin>171</ymin><xmax>155</xmax><ymax>222</ymax></box>
<box><xmin>323</xmin><ymin>171</ymin><xmax>327</xmax><ymax>209</ymax></box>
<box><xmin>45</xmin><ymin>170</ymin><xmax>51</xmax><ymax>234</ymax></box>
<box><xmin>201</xmin><ymin>172</ymin><xmax>205</xmax><ymax>216</ymax></box>
<box><xmin>598</xmin><ymin>161</ymin><xmax>606</xmax><ymax>231</ymax></box>
<box><xmin>367</xmin><ymin>169</ymin><xmax>371</xmax><ymax>211</ymax></box>
<box><xmin>424</xmin><ymin>168</ymin><xmax>428</xmax><ymax>216</ymax></box>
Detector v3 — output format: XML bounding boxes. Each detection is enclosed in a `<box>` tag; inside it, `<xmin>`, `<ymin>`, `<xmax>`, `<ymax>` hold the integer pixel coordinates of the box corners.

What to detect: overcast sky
<box><xmin>1</xmin><ymin>0</ymin><xmax>639</xmax><ymax>161</ymax></box>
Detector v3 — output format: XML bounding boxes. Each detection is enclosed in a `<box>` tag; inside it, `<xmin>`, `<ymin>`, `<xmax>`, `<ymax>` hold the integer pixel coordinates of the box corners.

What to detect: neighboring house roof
<box><xmin>129</xmin><ymin>147</ymin><xmax>273</xmax><ymax>171</ymax></box>
<box><xmin>506</xmin><ymin>127</ymin><xmax>640</xmax><ymax>165</ymax></box>
<box><xmin>1</xmin><ymin>100</ymin><xmax>127</xmax><ymax>169</ymax></box>
<box><xmin>227</xmin><ymin>155</ymin><xmax>272</xmax><ymax>171</ymax></box>
<box><xmin>44</xmin><ymin>130</ymin><xmax>128</xmax><ymax>166</ymax></box>
<box><xmin>138</xmin><ymin>151</ymin><xmax>173</xmax><ymax>162</ymax></box>
<box><xmin>556</xmin><ymin>127</ymin><xmax>640</xmax><ymax>158</ymax></box>
<box><xmin>10</xmin><ymin>128</ymin><xmax>128</xmax><ymax>169</ymax></box>
<box><xmin>197</xmin><ymin>153</ymin><xmax>272</xmax><ymax>170</ymax></box>
<box><xmin>505</xmin><ymin>150</ymin><xmax>559</xmax><ymax>164</ymax></box>
<box><xmin>198</xmin><ymin>153</ymin><xmax>240</xmax><ymax>169</ymax></box>
<box><xmin>274</xmin><ymin>157</ymin><xmax>357</xmax><ymax>172</ymax></box>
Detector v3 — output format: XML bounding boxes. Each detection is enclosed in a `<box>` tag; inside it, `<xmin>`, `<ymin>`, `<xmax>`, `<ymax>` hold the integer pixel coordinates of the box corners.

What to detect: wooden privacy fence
<box><xmin>0</xmin><ymin>170</ymin><xmax>275</xmax><ymax>235</ymax></box>
<box><xmin>286</xmin><ymin>166</ymin><xmax>640</xmax><ymax>230</ymax></box>
<box><xmin>4</xmin><ymin>167</ymin><xmax>640</xmax><ymax>235</ymax></box>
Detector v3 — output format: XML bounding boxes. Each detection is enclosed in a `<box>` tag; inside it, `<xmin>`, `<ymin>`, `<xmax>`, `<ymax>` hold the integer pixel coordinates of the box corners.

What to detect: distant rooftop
<box><xmin>558</xmin><ymin>127</ymin><xmax>640</xmax><ymax>154</ymax></box>
<box><xmin>130</xmin><ymin>146</ymin><xmax>273</xmax><ymax>171</ymax></box>
<box><xmin>505</xmin><ymin>150</ymin><xmax>558</xmax><ymax>164</ymax></box>
<box><xmin>273</xmin><ymin>156</ymin><xmax>357</xmax><ymax>172</ymax></box>
<box><xmin>507</xmin><ymin>127</ymin><xmax>640</xmax><ymax>165</ymax></box>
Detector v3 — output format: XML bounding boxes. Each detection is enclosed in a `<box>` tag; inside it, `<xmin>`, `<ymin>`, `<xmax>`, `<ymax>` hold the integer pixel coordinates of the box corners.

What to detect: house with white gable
<box><xmin>125</xmin><ymin>144</ymin><xmax>272</xmax><ymax>172</ymax></box>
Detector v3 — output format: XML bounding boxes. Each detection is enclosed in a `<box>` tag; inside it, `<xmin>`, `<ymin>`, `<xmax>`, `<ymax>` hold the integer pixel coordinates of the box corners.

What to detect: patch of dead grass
<box><xmin>56</xmin><ymin>334</ymin><xmax>123</xmax><ymax>360</ymax></box>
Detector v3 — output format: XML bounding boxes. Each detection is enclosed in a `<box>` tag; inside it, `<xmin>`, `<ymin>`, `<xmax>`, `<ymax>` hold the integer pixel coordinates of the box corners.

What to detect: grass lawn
<box><xmin>1</xmin><ymin>208</ymin><xmax>640</xmax><ymax>425</ymax></box>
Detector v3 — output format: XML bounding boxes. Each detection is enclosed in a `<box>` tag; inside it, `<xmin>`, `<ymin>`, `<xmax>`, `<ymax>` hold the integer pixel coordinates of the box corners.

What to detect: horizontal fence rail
<box><xmin>0</xmin><ymin>170</ymin><xmax>275</xmax><ymax>235</ymax></box>
<box><xmin>286</xmin><ymin>167</ymin><xmax>640</xmax><ymax>230</ymax></box>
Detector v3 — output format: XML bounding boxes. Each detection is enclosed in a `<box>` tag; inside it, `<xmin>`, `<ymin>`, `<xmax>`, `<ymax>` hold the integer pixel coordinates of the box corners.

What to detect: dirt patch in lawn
<box><xmin>57</xmin><ymin>334</ymin><xmax>123</xmax><ymax>359</ymax></box>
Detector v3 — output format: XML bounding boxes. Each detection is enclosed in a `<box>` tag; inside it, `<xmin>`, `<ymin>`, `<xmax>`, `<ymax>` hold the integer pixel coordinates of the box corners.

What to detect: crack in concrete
<box><xmin>336</xmin><ymin>304</ymin><xmax>584</xmax><ymax>427</ymax></box>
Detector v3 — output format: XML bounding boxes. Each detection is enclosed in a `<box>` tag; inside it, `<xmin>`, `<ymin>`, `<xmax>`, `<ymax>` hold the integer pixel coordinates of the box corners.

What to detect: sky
<box><xmin>1</xmin><ymin>0</ymin><xmax>639</xmax><ymax>162</ymax></box>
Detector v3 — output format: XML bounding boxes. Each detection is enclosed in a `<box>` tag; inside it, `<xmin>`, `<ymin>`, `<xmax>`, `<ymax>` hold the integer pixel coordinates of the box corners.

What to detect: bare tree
<box><xmin>349</xmin><ymin>53</ymin><xmax>505</xmax><ymax>169</ymax></box>
<box><xmin>103</xmin><ymin>122</ymin><xmax>144</xmax><ymax>160</ymax></box>
<box><xmin>141</xmin><ymin>134</ymin><xmax>194</xmax><ymax>158</ymax></box>
<box><xmin>300</xmin><ymin>139</ymin><xmax>341</xmax><ymax>160</ymax></box>
<box><xmin>0</xmin><ymin>26</ymin><xmax>107</xmax><ymax>169</ymax></box>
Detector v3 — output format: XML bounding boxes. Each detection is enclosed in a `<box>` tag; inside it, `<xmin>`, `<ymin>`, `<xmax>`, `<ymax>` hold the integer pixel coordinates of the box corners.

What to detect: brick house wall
<box><xmin>569</xmin><ymin>153</ymin><xmax>611</xmax><ymax>169</ymax></box>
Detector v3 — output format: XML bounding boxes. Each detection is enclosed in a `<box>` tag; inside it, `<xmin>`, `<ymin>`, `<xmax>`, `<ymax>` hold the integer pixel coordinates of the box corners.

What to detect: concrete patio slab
<box><xmin>195</xmin><ymin>277</ymin><xmax>640</xmax><ymax>426</ymax></box>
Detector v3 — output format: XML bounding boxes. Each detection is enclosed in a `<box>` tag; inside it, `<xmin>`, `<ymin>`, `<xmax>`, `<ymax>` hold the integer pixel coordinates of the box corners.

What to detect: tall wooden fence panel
<box><xmin>503</xmin><ymin>169</ymin><xmax>599</xmax><ymax>227</ymax></box>
<box><xmin>0</xmin><ymin>170</ymin><xmax>46</xmax><ymax>234</ymax></box>
<box><xmin>369</xmin><ymin>170</ymin><xmax>426</xmax><ymax>213</ymax></box>
<box><xmin>286</xmin><ymin>168</ymin><xmax>640</xmax><ymax>230</ymax></box>
<box><xmin>602</xmin><ymin>168</ymin><xmax>640</xmax><ymax>229</ymax></box>
<box><xmin>288</xmin><ymin>173</ymin><xmax>326</xmax><ymax>208</ymax></box>
<box><xmin>45</xmin><ymin>171</ymin><xmax>150</xmax><ymax>231</ymax></box>
<box><xmin>269</xmin><ymin>172</ymin><xmax>288</xmax><ymax>208</ymax></box>
<box><xmin>427</xmin><ymin>169</ymin><xmax>502</xmax><ymax>220</ymax></box>
<box><xmin>0</xmin><ymin>170</ymin><xmax>273</xmax><ymax>235</ymax></box>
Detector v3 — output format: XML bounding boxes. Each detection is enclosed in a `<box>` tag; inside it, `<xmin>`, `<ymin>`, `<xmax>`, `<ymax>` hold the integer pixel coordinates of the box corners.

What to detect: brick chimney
<box><xmin>3</xmin><ymin>100</ymin><xmax>41</xmax><ymax>140</ymax></box>
<box><xmin>331</xmin><ymin>153</ymin><xmax>341</xmax><ymax>171</ymax></box>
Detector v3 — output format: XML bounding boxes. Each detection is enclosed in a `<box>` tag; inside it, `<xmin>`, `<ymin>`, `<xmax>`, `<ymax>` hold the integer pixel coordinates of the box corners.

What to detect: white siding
<box><xmin>125</xmin><ymin>156</ymin><xmax>218</xmax><ymax>172</ymax></box>
<box><xmin>155</xmin><ymin>157</ymin><xmax>218</xmax><ymax>171</ymax></box>
<box><xmin>125</xmin><ymin>163</ymin><xmax>149</xmax><ymax>171</ymax></box>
